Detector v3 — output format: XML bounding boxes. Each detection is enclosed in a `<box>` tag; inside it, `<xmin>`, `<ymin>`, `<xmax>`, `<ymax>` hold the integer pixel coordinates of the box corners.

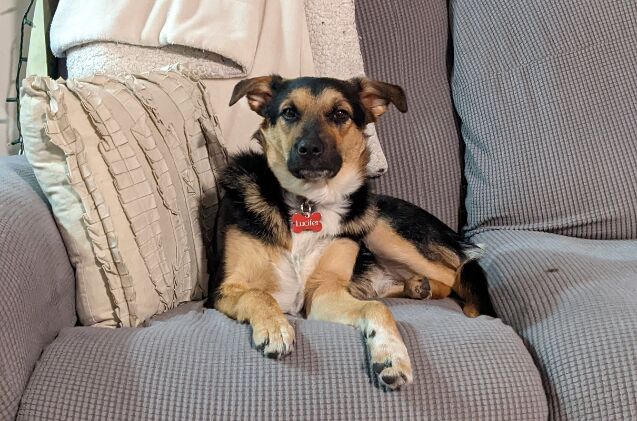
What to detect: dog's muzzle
<box><xmin>288</xmin><ymin>137</ymin><xmax>342</xmax><ymax>180</ymax></box>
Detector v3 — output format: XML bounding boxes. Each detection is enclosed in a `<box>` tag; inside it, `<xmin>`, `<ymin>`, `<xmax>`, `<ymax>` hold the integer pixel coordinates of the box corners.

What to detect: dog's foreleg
<box><xmin>215</xmin><ymin>229</ymin><xmax>295</xmax><ymax>359</ymax></box>
<box><xmin>305</xmin><ymin>239</ymin><xmax>413</xmax><ymax>390</ymax></box>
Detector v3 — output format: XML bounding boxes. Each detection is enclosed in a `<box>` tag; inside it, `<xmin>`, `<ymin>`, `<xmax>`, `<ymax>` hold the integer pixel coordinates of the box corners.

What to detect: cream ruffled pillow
<box><xmin>20</xmin><ymin>71</ymin><xmax>227</xmax><ymax>327</ymax></box>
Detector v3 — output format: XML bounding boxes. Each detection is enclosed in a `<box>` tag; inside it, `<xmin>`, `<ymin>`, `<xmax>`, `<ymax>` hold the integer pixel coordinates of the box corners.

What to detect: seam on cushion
<box><xmin>121</xmin><ymin>74</ymin><xmax>196</xmax><ymax>304</ymax></box>
<box><xmin>42</xmin><ymin>78</ymin><xmax>130</xmax><ymax>326</ymax></box>
<box><xmin>465</xmin><ymin>201</ymin><xmax>631</xmax><ymax>240</ymax></box>
<box><xmin>68</xmin><ymin>79</ymin><xmax>174</xmax><ymax>321</ymax></box>
<box><xmin>454</xmin><ymin>31</ymin><xmax>630</xmax><ymax>95</ymax></box>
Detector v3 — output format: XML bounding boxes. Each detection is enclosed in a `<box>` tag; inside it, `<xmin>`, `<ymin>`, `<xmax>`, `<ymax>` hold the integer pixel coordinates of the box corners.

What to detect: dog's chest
<box><xmin>271</xmin><ymin>204</ymin><xmax>345</xmax><ymax>315</ymax></box>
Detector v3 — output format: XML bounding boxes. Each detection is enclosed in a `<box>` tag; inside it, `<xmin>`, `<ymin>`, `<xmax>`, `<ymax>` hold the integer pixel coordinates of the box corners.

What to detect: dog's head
<box><xmin>229</xmin><ymin>76</ymin><xmax>407</xmax><ymax>200</ymax></box>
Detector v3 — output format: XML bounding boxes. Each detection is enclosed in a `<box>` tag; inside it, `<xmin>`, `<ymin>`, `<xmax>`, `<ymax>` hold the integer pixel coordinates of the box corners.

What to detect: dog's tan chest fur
<box><xmin>271</xmin><ymin>198</ymin><xmax>347</xmax><ymax>314</ymax></box>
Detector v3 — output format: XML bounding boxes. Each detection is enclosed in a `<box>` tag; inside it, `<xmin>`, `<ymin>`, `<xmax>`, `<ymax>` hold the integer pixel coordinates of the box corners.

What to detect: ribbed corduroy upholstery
<box><xmin>0</xmin><ymin>156</ymin><xmax>76</xmax><ymax>421</ymax></box>
<box><xmin>17</xmin><ymin>299</ymin><xmax>547</xmax><ymax>421</ymax></box>
<box><xmin>451</xmin><ymin>0</ymin><xmax>637</xmax><ymax>239</ymax></box>
<box><xmin>475</xmin><ymin>230</ymin><xmax>637</xmax><ymax>420</ymax></box>
<box><xmin>356</xmin><ymin>0</ymin><xmax>462</xmax><ymax>230</ymax></box>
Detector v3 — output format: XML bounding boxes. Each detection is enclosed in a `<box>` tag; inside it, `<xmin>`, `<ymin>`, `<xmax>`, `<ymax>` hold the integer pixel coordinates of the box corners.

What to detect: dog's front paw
<box><xmin>251</xmin><ymin>316</ymin><xmax>295</xmax><ymax>359</ymax></box>
<box><xmin>365</xmin><ymin>329</ymin><xmax>413</xmax><ymax>390</ymax></box>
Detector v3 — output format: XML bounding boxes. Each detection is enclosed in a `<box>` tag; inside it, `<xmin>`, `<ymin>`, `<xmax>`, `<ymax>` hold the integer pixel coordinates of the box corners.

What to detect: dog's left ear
<box><xmin>229</xmin><ymin>75</ymin><xmax>283</xmax><ymax>116</ymax></box>
<box><xmin>351</xmin><ymin>78</ymin><xmax>407</xmax><ymax>122</ymax></box>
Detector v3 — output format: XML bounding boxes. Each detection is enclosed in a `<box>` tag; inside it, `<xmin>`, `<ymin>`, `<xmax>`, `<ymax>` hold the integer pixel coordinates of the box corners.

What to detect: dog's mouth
<box><xmin>293</xmin><ymin>168</ymin><xmax>336</xmax><ymax>181</ymax></box>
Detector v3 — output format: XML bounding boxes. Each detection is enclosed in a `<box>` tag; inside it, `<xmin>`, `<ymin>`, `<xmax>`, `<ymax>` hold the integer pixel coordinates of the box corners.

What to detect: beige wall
<box><xmin>1</xmin><ymin>0</ymin><xmax>31</xmax><ymax>156</ymax></box>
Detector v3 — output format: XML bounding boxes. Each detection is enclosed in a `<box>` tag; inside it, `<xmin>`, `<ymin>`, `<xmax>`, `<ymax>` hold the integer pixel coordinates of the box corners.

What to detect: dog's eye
<box><xmin>281</xmin><ymin>107</ymin><xmax>298</xmax><ymax>122</ymax></box>
<box><xmin>331</xmin><ymin>109</ymin><xmax>350</xmax><ymax>124</ymax></box>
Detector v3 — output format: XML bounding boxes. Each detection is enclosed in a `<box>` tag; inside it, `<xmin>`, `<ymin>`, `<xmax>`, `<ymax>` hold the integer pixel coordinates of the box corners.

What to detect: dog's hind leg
<box><xmin>365</xmin><ymin>219</ymin><xmax>458</xmax><ymax>292</ymax></box>
<box><xmin>214</xmin><ymin>228</ymin><xmax>295</xmax><ymax>359</ymax></box>
<box><xmin>305</xmin><ymin>238</ymin><xmax>413</xmax><ymax>390</ymax></box>
<box><xmin>365</xmin><ymin>218</ymin><xmax>495</xmax><ymax>317</ymax></box>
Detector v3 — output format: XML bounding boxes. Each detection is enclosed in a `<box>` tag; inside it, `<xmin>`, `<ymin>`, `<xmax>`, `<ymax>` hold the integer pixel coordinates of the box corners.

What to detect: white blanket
<box><xmin>51</xmin><ymin>0</ymin><xmax>266</xmax><ymax>76</ymax></box>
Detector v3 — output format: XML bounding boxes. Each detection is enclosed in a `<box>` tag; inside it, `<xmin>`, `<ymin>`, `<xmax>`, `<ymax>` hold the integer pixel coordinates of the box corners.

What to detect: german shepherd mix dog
<box><xmin>205</xmin><ymin>75</ymin><xmax>495</xmax><ymax>390</ymax></box>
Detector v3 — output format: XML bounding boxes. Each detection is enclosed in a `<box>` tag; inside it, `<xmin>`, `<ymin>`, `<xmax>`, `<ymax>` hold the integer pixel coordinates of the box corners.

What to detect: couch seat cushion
<box><xmin>17</xmin><ymin>299</ymin><xmax>546</xmax><ymax>421</ymax></box>
<box><xmin>475</xmin><ymin>230</ymin><xmax>637</xmax><ymax>420</ymax></box>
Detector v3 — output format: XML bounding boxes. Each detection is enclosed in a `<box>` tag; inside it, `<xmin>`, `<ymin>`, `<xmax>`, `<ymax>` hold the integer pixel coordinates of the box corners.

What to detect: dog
<box><xmin>205</xmin><ymin>75</ymin><xmax>495</xmax><ymax>390</ymax></box>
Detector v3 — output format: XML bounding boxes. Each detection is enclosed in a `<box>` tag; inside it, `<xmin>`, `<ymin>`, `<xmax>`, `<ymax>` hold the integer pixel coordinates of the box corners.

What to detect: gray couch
<box><xmin>2</xmin><ymin>1</ymin><xmax>636</xmax><ymax>420</ymax></box>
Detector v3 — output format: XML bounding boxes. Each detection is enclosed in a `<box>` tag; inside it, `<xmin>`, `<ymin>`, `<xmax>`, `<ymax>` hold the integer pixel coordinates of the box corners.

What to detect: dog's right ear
<box><xmin>229</xmin><ymin>75</ymin><xmax>283</xmax><ymax>115</ymax></box>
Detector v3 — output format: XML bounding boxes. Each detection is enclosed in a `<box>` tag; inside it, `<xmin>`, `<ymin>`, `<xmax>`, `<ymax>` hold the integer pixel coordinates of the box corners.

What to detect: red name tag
<box><xmin>291</xmin><ymin>212</ymin><xmax>322</xmax><ymax>233</ymax></box>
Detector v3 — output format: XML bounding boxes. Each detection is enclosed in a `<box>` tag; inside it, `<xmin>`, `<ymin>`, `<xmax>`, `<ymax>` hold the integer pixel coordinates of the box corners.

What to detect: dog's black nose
<box><xmin>296</xmin><ymin>138</ymin><xmax>323</xmax><ymax>157</ymax></box>
<box><xmin>288</xmin><ymin>134</ymin><xmax>342</xmax><ymax>180</ymax></box>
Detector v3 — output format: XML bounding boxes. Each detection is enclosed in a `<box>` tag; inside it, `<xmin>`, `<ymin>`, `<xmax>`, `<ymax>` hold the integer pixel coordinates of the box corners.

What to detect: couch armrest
<box><xmin>0</xmin><ymin>155</ymin><xmax>76</xmax><ymax>420</ymax></box>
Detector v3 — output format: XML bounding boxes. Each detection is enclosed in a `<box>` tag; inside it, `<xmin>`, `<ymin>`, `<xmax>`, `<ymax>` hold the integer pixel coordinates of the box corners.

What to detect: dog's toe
<box><xmin>252</xmin><ymin>316</ymin><xmax>295</xmax><ymax>359</ymax></box>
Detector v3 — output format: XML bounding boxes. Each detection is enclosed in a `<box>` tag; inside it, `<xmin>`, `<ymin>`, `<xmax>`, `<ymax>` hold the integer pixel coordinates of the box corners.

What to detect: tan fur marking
<box><xmin>429</xmin><ymin>280</ymin><xmax>452</xmax><ymax>299</ymax></box>
<box><xmin>304</xmin><ymin>238</ymin><xmax>413</xmax><ymax>389</ymax></box>
<box><xmin>215</xmin><ymin>227</ymin><xmax>295</xmax><ymax>357</ymax></box>
<box><xmin>215</xmin><ymin>227</ymin><xmax>281</xmax><ymax>321</ymax></box>
<box><xmin>462</xmin><ymin>304</ymin><xmax>480</xmax><ymax>318</ymax></box>
<box><xmin>430</xmin><ymin>245</ymin><xmax>462</xmax><ymax>269</ymax></box>
<box><xmin>304</xmin><ymin>238</ymin><xmax>360</xmax><ymax>311</ymax></box>
<box><xmin>281</xmin><ymin>88</ymin><xmax>313</xmax><ymax>115</ymax></box>
<box><xmin>340</xmin><ymin>205</ymin><xmax>378</xmax><ymax>238</ymax></box>
<box><xmin>364</xmin><ymin>219</ymin><xmax>458</xmax><ymax>290</ymax></box>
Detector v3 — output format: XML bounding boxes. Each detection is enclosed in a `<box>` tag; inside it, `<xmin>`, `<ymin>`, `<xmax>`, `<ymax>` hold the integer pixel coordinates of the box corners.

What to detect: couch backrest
<box><xmin>451</xmin><ymin>0</ymin><xmax>637</xmax><ymax>239</ymax></box>
<box><xmin>355</xmin><ymin>0</ymin><xmax>462</xmax><ymax>230</ymax></box>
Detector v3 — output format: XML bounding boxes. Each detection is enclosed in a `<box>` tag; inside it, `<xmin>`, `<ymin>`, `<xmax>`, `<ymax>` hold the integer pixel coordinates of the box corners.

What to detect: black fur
<box><xmin>220</xmin><ymin>151</ymin><xmax>290</xmax><ymax>245</ymax></box>
<box><xmin>458</xmin><ymin>261</ymin><xmax>496</xmax><ymax>317</ymax></box>
<box><xmin>375</xmin><ymin>195</ymin><xmax>465</xmax><ymax>260</ymax></box>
